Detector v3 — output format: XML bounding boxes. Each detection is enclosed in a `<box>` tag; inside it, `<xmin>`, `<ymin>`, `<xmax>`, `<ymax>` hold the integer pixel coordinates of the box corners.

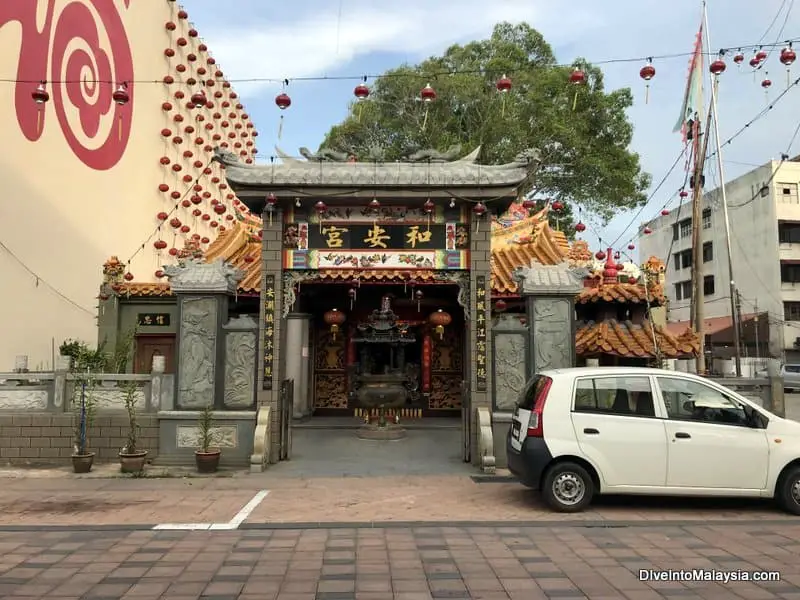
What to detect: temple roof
<box><xmin>576</xmin><ymin>319</ymin><xmax>700</xmax><ymax>359</ymax></box>
<box><xmin>213</xmin><ymin>146</ymin><xmax>540</xmax><ymax>190</ymax></box>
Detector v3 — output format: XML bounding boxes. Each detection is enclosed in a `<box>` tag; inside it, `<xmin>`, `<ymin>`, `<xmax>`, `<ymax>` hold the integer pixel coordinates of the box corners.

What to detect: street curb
<box><xmin>0</xmin><ymin>518</ymin><xmax>795</xmax><ymax>533</ymax></box>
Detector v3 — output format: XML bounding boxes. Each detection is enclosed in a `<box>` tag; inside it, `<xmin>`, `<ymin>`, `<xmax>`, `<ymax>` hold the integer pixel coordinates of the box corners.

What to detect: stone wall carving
<box><xmin>224</xmin><ymin>331</ymin><xmax>256</xmax><ymax>408</ymax></box>
<box><xmin>176</xmin><ymin>424</ymin><xmax>238</xmax><ymax>449</ymax></box>
<box><xmin>165</xmin><ymin>258</ymin><xmax>243</xmax><ymax>294</ymax></box>
<box><xmin>177</xmin><ymin>297</ymin><xmax>218</xmax><ymax>408</ymax></box>
<box><xmin>88</xmin><ymin>388</ymin><xmax>146</xmax><ymax>411</ymax></box>
<box><xmin>493</xmin><ymin>334</ymin><xmax>527</xmax><ymax>411</ymax></box>
<box><xmin>532</xmin><ymin>298</ymin><xmax>573</xmax><ymax>371</ymax></box>
<box><xmin>0</xmin><ymin>389</ymin><xmax>48</xmax><ymax>410</ymax></box>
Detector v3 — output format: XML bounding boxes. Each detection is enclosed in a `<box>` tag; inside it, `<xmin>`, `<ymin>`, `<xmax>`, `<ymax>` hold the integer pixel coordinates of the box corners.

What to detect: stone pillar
<box><xmin>513</xmin><ymin>263</ymin><xmax>584</xmax><ymax>373</ymax></box>
<box><xmin>285</xmin><ymin>313</ymin><xmax>311</xmax><ymax>418</ymax></box>
<box><xmin>164</xmin><ymin>259</ymin><xmax>244</xmax><ymax>409</ymax></box>
<box><xmin>468</xmin><ymin>213</ymin><xmax>493</xmax><ymax>465</ymax></box>
<box><xmin>256</xmin><ymin>208</ymin><xmax>285</xmax><ymax>464</ymax></box>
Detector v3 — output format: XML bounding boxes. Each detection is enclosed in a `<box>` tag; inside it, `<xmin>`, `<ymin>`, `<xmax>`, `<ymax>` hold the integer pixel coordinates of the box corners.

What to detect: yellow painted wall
<box><xmin>0</xmin><ymin>0</ymin><xmax>256</xmax><ymax>369</ymax></box>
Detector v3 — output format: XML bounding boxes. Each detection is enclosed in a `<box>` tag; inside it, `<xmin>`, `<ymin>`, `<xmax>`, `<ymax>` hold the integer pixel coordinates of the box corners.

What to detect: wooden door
<box><xmin>134</xmin><ymin>335</ymin><xmax>175</xmax><ymax>374</ymax></box>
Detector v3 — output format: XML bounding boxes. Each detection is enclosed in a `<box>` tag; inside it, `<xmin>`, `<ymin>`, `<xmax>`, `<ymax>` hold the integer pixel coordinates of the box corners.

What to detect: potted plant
<box><xmin>71</xmin><ymin>372</ymin><xmax>97</xmax><ymax>473</ymax></box>
<box><xmin>119</xmin><ymin>381</ymin><xmax>147</xmax><ymax>473</ymax></box>
<box><xmin>195</xmin><ymin>403</ymin><xmax>221</xmax><ymax>473</ymax></box>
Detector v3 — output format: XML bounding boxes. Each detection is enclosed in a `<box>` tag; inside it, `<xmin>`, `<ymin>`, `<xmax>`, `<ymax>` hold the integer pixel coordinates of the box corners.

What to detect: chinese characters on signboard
<box><xmin>475</xmin><ymin>275</ymin><xmax>487</xmax><ymax>392</ymax></box>
<box><xmin>263</xmin><ymin>275</ymin><xmax>275</xmax><ymax>390</ymax></box>
<box><xmin>291</xmin><ymin>223</ymin><xmax>469</xmax><ymax>251</ymax></box>
<box><xmin>137</xmin><ymin>313</ymin><xmax>170</xmax><ymax>327</ymax></box>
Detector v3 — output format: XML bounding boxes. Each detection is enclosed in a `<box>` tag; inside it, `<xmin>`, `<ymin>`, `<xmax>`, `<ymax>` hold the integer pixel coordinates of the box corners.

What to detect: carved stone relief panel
<box><xmin>532</xmin><ymin>297</ymin><xmax>573</xmax><ymax>372</ymax></box>
<box><xmin>89</xmin><ymin>388</ymin><xmax>146</xmax><ymax>411</ymax></box>
<box><xmin>493</xmin><ymin>333</ymin><xmax>527</xmax><ymax>411</ymax></box>
<box><xmin>177</xmin><ymin>297</ymin><xmax>219</xmax><ymax>409</ymax></box>
<box><xmin>176</xmin><ymin>424</ymin><xmax>238</xmax><ymax>449</ymax></box>
<box><xmin>224</xmin><ymin>331</ymin><xmax>256</xmax><ymax>408</ymax></box>
<box><xmin>0</xmin><ymin>389</ymin><xmax>48</xmax><ymax>410</ymax></box>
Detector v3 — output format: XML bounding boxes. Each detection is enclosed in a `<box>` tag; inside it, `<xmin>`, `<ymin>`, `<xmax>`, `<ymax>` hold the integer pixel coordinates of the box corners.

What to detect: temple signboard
<box><xmin>475</xmin><ymin>275</ymin><xmax>488</xmax><ymax>392</ymax></box>
<box><xmin>282</xmin><ymin>205</ymin><xmax>470</xmax><ymax>270</ymax></box>
<box><xmin>262</xmin><ymin>275</ymin><xmax>276</xmax><ymax>390</ymax></box>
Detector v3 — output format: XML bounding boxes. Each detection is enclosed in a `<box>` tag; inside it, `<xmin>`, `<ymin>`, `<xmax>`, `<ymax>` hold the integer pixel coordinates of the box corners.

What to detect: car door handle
<box><xmin>674</xmin><ymin>432</ymin><xmax>691</xmax><ymax>439</ymax></box>
<box><xmin>583</xmin><ymin>428</ymin><xmax>599</xmax><ymax>435</ymax></box>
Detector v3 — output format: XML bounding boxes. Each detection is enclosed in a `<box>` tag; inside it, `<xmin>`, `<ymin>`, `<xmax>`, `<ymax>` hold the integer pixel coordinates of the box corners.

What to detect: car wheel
<box><xmin>777</xmin><ymin>467</ymin><xmax>800</xmax><ymax>515</ymax></box>
<box><xmin>541</xmin><ymin>462</ymin><xmax>594</xmax><ymax>513</ymax></box>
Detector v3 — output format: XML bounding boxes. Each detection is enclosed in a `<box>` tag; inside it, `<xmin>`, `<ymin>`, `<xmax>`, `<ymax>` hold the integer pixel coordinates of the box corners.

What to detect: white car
<box><xmin>506</xmin><ymin>366</ymin><xmax>800</xmax><ymax>514</ymax></box>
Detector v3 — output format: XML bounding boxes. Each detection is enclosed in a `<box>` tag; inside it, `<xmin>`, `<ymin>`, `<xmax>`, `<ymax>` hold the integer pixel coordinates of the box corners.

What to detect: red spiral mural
<box><xmin>0</xmin><ymin>0</ymin><xmax>134</xmax><ymax>171</ymax></box>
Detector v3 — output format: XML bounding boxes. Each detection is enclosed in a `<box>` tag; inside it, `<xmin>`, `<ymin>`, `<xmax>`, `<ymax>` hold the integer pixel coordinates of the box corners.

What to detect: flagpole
<box><xmin>702</xmin><ymin>0</ymin><xmax>743</xmax><ymax>376</ymax></box>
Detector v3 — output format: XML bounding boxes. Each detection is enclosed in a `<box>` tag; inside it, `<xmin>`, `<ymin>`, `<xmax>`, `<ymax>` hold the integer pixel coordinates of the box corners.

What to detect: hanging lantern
<box><xmin>323</xmin><ymin>308</ymin><xmax>346</xmax><ymax>341</ymax></box>
<box><xmin>749</xmin><ymin>56</ymin><xmax>760</xmax><ymax>68</ymax></box>
<box><xmin>423</xmin><ymin>199</ymin><xmax>435</xmax><ymax>230</ymax></box>
<box><xmin>354</xmin><ymin>80</ymin><xmax>370</xmax><ymax>100</ymax></box>
<box><xmin>661</xmin><ymin>209</ymin><xmax>670</xmax><ymax>216</ymax></box>
<box><xmin>169</xmin><ymin>217</ymin><xmax>181</xmax><ymax>229</ymax></box>
<box><xmin>639</xmin><ymin>59</ymin><xmax>655</xmax><ymax>104</ymax></box>
<box><xmin>595</xmin><ymin>251</ymin><xmax>606</xmax><ymax>261</ymax></box>
<box><xmin>614</xmin><ymin>251</ymin><xmax>621</xmax><ymax>260</ymax></box>
<box><xmin>265</xmin><ymin>192</ymin><xmax>278</xmax><ymax>226</ymax></box>
<box><xmin>733</xmin><ymin>50</ymin><xmax>744</xmax><ymax>65</ymax></box>
<box><xmin>709</xmin><ymin>56</ymin><xmax>726</xmax><ymax>78</ymax></box>
<box><xmin>419</xmin><ymin>83</ymin><xmax>436</xmax><ymax>131</ymax></box>
<box><xmin>275</xmin><ymin>92</ymin><xmax>291</xmax><ymax>109</ymax></box>
<box><xmin>569</xmin><ymin>67</ymin><xmax>585</xmax><ymax>110</ymax></box>
<box><xmin>112</xmin><ymin>83</ymin><xmax>129</xmax><ymax>105</ymax></box>
<box><xmin>643</xmin><ymin>227</ymin><xmax>652</xmax><ymax>234</ymax></box>
<box><xmin>31</xmin><ymin>81</ymin><xmax>49</xmax><ymax>104</ymax></box>
<box><xmin>781</xmin><ymin>44</ymin><xmax>796</xmax><ymax>86</ymax></box>
<box><xmin>190</xmin><ymin>89</ymin><xmax>207</xmax><ymax>108</ymax></box>
<box><xmin>414</xmin><ymin>289</ymin><xmax>424</xmax><ymax>312</ymax></box>
<box><xmin>551</xmin><ymin>200</ymin><xmax>564</xmax><ymax>212</ymax></box>
<box><xmin>575</xmin><ymin>221</ymin><xmax>586</xmax><ymax>232</ymax></box>
<box><xmin>628</xmin><ymin>243</ymin><xmax>635</xmax><ymax>251</ymax></box>
<box><xmin>755</xmin><ymin>48</ymin><xmax>768</xmax><ymax>62</ymax></box>
<box><xmin>473</xmin><ymin>202</ymin><xmax>487</xmax><ymax>232</ymax></box>
<box><xmin>153</xmin><ymin>240</ymin><xmax>167</xmax><ymax>251</ymax></box>
<box><xmin>522</xmin><ymin>199</ymin><xmax>536</xmax><ymax>214</ymax></box>
<box><xmin>496</xmin><ymin>74</ymin><xmax>512</xmax><ymax>116</ymax></box>
<box><xmin>762</xmin><ymin>76</ymin><xmax>772</xmax><ymax>91</ymax></box>
<box><xmin>348</xmin><ymin>287</ymin><xmax>357</xmax><ymax>310</ymax></box>
<box><xmin>428</xmin><ymin>309</ymin><xmax>452</xmax><ymax>340</ymax></box>
<box><xmin>679</xmin><ymin>189</ymin><xmax>689</xmax><ymax>199</ymax></box>
<box><xmin>494</xmin><ymin>299</ymin><xmax>507</xmax><ymax>313</ymax></box>
<box><xmin>369</xmin><ymin>197</ymin><xmax>380</xmax><ymax>211</ymax></box>
<box><xmin>315</xmin><ymin>200</ymin><xmax>327</xmax><ymax>233</ymax></box>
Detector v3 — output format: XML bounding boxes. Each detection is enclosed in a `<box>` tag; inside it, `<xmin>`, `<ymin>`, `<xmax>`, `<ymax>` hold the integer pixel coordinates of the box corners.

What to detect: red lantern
<box><xmin>733</xmin><ymin>51</ymin><xmax>744</xmax><ymax>65</ymax></box>
<box><xmin>180</xmin><ymin>225</ymin><xmax>190</xmax><ymax>234</ymax></box>
<box><xmin>314</xmin><ymin>200</ymin><xmax>327</xmax><ymax>214</ymax></box>
<box><xmin>190</xmin><ymin>90</ymin><xmax>207</xmax><ymax>108</ymax></box>
<box><xmin>428</xmin><ymin>309</ymin><xmax>452</xmax><ymax>340</ymax></box>
<box><xmin>153</xmin><ymin>240</ymin><xmax>167</xmax><ymax>250</ymax></box>
<box><xmin>628</xmin><ymin>244</ymin><xmax>635</xmax><ymax>251</ymax></box>
<box><xmin>169</xmin><ymin>217</ymin><xmax>181</xmax><ymax>229</ymax></box>
<box><xmin>266</xmin><ymin>193</ymin><xmax>278</xmax><ymax>208</ymax></box>
<box><xmin>595</xmin><ymin>251</ymin><xmax>606</xmax><ymax>260</ymax></box>
<box><xmin>639</xmin><ymin>60</ymin><xmax>655</xmax><ymax>103</ymax></box>
<box><xmin>522</xmin><ymin>199</ymin><xmax>536</xmax><ymax>212</ymax></box>
<box><xmin>124</xmin><ymin>272</ymin><xmax>134</xmax><ymax>282</ymax></box>
<box><xmin>31</xmin><ymin>81</ymin><xmax>49</xmax><ymax>104</ymax></box>
<box><xmin>157</xmin><ymin>212</ymin><xmax>169</xmax><ymax>221</ymax></box>
<box><xmin>420</xmin><ymin>83</ymin><xmax>436</xmax><ymax>102</ymax></box>
<box><xmin>423</xmin><ymin>199</ymin><xmax>435</xmax><ymax>214</ymax></box>
<box><xmin>569</xmin><ymin>67</ymin><xmax>585</xmax><ymax>85</ymax></box>
<box><xmin>762</xmin><ymin>78</ymin><xmax>772</xmax><ymax>89</ymax></box>
<box><xmin>710</xmin><ymin>58</ymin><xmax>726</xmax><ymax>76</ymax></box>
<box><xmin>168</xmin><ymin>248</ymin><xmax>179</xmax><ymax>256</ymax></box>
<box><xmin>244</xmin><ymin>255</ymin><xmax>255</xmax><ymax>263</ymax></box>
<box><xmin>756</xmin><ymin>49</ymin><xmax>768</xmax><ymax>62</ymax></box>
<box><xmin>158</xmin><ymin>184</ymin><xmax>170</xmax><ymax>193</ymax></box>
<box><xmin>494</xmin><ymin>299</ymin><xmax>507</xmax><ymax>312</ymax></box>
<box><xmin>473</xmin><ymin>202</ymin><xmax>486</xmax><ymax>216</ymax></box>
<box><xmin>661</xmin><ymin>209</ymin><xmax>670</xmax><ymax>216</ymax></box>
<box><xmin>369</xmin><ymin>197</ymin><xmax>380</xmax><ymax>211</ymax></box>
<box><xmin>749</xmin><ymin>56</ymin><xmax>760</xmax><ymax>68</ymax></box>
<box><xmin>354</xmin><ymin>82</ymin><xmax>370</xmax><ymax>100</ymax></box>
<box><xmin>781</xmin><ymin>45</ymin><xmax>796</xmax><ymax>66</ymax></box>
<box><xmin>201</xmin><ymin>237</ymin><xmax>210</xmax><ymax>244</ymax></box>
<box><xmin>214</xmin><ymin>204</ymin><xmax>226</xmax><ymax>215</ymax></box>
<box><xmin>575</xmin><ymin>222</ymin><xmax>586</xmax><ymax>232</ymax></box>
<box><xmin>323</xmin><ymin>308</ymin><xmax>346</xmax><ymax>340</ymax></box>
<box><xmin>679</xmin><ymin>190</ymin><xmax>689</xmax><ymax>199</ymax></box>
<box><xmin>496</xmin><ymin>74</ymin><xmax>512</xmax><ymax>93</ymax></box>
<box><xmin>181</xmin><ymin>199</ymin><xmax>191</xmax><ymax>208</ymax></box>
<box><xmin>210</xmin><ymin>221</ymin><xmax>219</xmax><ymax>228</ymax></box>
<box><xmin>112</xmin><ymin>83</ymin><xmax>130</xmax><ymax>105</ymax></box>
<box><xmin>551</xmin><ymin>200</ymin><xmax>564</xmax><ymax>212</ymax></box>
<box><xmin>275</xmin><ymin>92</ymin><xmax>291</xmax><ymax>109</ymax></box>
<box><xmin>155</xmin><ymin>270</ymin><xmax>165</xmax><ymax>278</ymax></box>
<box><xmin>643</xmin><ymin>227</ymin><xmax>652</xmax><ymax>234</ymax></box>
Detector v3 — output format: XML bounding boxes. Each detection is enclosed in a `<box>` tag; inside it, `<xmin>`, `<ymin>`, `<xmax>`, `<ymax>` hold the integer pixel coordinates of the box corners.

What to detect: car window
<box><xmin>517</xmin><ymin>375</ymin><xmax>548</xmax><ymax>410</ymax></box>
<box><xmin>656</xmin><ymin>377</ymin><xmax>751</xmax><ymax>427</ymax></box>
<box><xmin>573</xmin><ymin>376</ymin><xmax>656</xmax><ymax>417</ymax></box>
<box><xmin>786</xmin><ymin>365</ymin><xmax>800</xmax><ymax>373</ymax></box>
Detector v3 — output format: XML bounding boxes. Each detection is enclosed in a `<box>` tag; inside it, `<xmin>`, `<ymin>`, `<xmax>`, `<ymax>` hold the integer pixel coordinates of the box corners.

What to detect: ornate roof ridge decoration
<box><xmin>575</xmin><ymin>318</ymin><xmax>700</xmax><ymax>359</ymax></box>
<box><xmin>213</xmin><ymin>146</ymin><xmax>541</xmax><ymax>188</ymax></box>
<box><xmin>164</xmin><ymin>258</ymin><xmax>244</xmax><ymax>294</ymax></box>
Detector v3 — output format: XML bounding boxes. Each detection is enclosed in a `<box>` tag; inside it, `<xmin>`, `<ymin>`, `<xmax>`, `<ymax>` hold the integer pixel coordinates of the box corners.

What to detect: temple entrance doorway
<box><xmin>298</xmin><ymin>281</ymin><xmax>466</xmax><ymax>420</ymax></box>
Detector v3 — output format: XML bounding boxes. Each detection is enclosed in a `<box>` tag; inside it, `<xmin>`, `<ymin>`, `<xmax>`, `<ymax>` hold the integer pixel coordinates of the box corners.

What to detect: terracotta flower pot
<box><xmin>71</xmin><ymin>452</ymin><xmax>95</xmax><ymax>474</ymax></box>
<box><xmin>195</xmin><ymin>449</ymin><xmax>221</xmax><ymax>473</ymax></box>
<box><xmin>119</xmin><ymin>450</ymin><xmax>148</xmax><ymax>473</ymax></box>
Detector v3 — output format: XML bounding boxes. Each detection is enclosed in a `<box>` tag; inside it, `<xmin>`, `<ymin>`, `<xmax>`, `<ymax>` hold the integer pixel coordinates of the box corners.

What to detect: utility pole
<box><xmin>754</xmin><ymin>299</ymin><xmax>761</xmax><ymax>371</ymax></box>
<box><xmin>735</xmin><ymin>290</ymin><xmax>746</xmax><ymax>361</ymax></box>
<box><xmin>691</xmin><ymin>105</ymin><xmax>714</xmax><ymax>375</ymax></box>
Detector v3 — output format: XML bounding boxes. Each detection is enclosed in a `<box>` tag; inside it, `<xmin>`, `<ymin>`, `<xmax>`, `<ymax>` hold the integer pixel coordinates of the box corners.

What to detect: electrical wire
<box><xmin>4</xmin><ymin>37</ymin><xmax>800</xmax><ymax>86</ymax></box>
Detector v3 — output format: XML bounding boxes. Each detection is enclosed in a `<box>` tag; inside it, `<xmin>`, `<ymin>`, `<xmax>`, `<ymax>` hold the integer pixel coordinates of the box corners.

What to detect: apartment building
<box><xmin>638</xmin><ymin>158</ymin><xmax>800</xmax><ymax>362</ymax></box>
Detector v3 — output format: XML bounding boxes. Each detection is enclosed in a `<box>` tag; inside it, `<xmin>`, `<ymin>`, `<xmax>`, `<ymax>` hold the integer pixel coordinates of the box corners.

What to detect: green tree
<box><xmin>321</xmin><ymin>22</ymin><xmax>651</xmax><ymax>226</ymax></box>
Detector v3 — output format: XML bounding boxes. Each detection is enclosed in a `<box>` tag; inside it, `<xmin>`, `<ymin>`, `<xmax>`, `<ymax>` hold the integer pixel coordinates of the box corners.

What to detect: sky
<box><xmin>182</xmin><ymin>0</ymin><xmax>800</xmax><ymax>254</ymax></box>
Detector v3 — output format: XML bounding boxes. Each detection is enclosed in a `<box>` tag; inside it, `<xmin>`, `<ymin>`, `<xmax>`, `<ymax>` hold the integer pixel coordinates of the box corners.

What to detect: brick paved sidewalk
<box><xmin>1</xmin><ymin>524</ymin><xmax>800</xmax><ymax>599</ymax></box>
<box><xmin>0</xmin><ymin>474</ymin><xmax>795</xmax><ymax>529</ymax></box>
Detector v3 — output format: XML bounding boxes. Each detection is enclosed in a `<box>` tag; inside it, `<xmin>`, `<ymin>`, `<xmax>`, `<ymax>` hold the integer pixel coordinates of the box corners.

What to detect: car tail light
<box><xmin>526</xmin><ymin>376</ymin><xmax>552</xmax><ymax>438</ymax></box>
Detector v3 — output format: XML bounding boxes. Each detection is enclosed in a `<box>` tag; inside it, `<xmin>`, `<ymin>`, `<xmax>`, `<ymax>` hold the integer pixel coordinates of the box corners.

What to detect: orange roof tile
<box><xmin>577</xmin><ymin>282</ymin><xmax>667</xmax><ymax>305</ymax></box>
<box><xmin>116</xmin><ymin>282</ymin><xmax>174</xmax><ymax>297</ymax></box>
<box><xmin>576</xmin><ymin>319</ymin><xmax>700</xmax><ymax>359</ymax></box>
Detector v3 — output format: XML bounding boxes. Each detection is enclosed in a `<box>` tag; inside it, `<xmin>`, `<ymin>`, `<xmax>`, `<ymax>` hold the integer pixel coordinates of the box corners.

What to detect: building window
<box><xmin>679</xmin><ymin>219</ymin><xmax>692</xmax><ymax>238</ymax></box>
<box><xmin>781</xmin><ymin>263</ymin><xmax>800</xmax><ymax>283</ymax></box>
<box><xmin>703</xmin><ymin>275</ymin><xmax>715</xmax><ymax>296</ymax></box>
<box><xmin>674</xmin><ymin>280</ymin><xmax>692</xmax><ymax>301</ymax></box>
<box><xmin>672</xmin><ymin>223</ymin><xmax>679</xmax><ymax>241</ymax></box>
<box><xmin>779</xmin><ymin>183</ymin><xmax>799</xmax><ymax>204</ymax></box>
<box><xmin>703</xmin><ymin>242</ymin><xmax>713</xmax><ymax>262</ymax></box>
<box><xmin>784</xmin><ymin>302</ymin><xmax>800</xmax><ymax>321</ymax></box>
<box><xmin>779</xmin><ymin>222</ymin><xmax>800</xmax><ymax>243</ymax></box>
<box><xmin>702</xmin><ymin>208</ymin><xmax>711</xmax><ymax>229</ymax></box>
<box><xmin>673</xmin><ymin>249</ymin><xmax>692</xmax><ymax>270</ymax></box>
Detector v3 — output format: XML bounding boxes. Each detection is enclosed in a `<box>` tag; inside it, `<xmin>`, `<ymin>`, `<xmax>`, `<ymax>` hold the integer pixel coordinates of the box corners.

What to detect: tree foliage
<box><xmin>321</xmin><ymin>22</ymin><xmax>651</xmax><ymax>224</ymax></box>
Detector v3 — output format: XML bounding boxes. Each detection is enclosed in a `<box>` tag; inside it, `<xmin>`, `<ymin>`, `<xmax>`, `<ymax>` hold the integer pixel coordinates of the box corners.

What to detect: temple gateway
<box><xmin>99</xmin><ymin>145</ymin><xmax>699</xmax><ymax>470</ymax></box>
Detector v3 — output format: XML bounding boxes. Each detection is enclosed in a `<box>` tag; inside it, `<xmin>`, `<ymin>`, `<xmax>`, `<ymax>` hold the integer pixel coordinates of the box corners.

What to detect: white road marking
<box><xmin>152</xmin><ymin>490</ymin><xmax>269</xmax><ymax>531</ymax></box>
